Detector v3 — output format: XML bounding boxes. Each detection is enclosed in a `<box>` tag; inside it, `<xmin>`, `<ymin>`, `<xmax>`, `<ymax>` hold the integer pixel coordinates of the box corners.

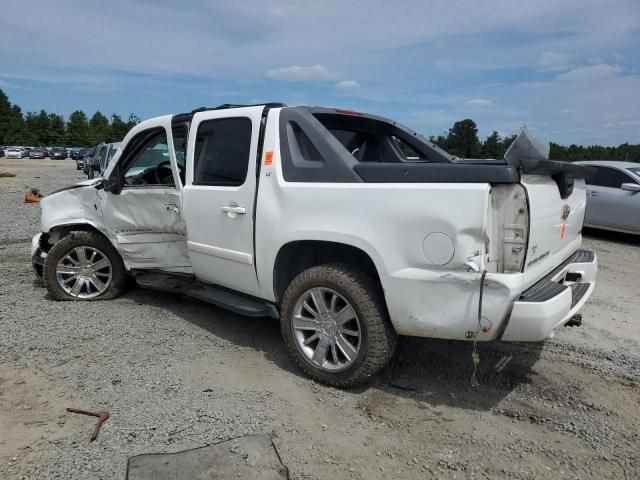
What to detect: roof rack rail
<box><xmin>190</xmin><ymin>102</ymin><xmax>286</xmax><ymax>114</ymax></box>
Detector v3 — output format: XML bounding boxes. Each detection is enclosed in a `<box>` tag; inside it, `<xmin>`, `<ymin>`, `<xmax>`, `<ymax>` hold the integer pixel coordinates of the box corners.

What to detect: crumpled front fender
<box><xmin>40</xmin><ymin>185</ymin><xmax>107</xmax><ymax>235</ymax></box>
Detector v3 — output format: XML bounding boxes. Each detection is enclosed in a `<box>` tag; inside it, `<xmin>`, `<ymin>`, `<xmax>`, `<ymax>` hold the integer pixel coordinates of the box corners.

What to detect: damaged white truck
<box><xmin>31</xmin><ymin>104</ymin><xmax>597</xmax><ymax>387</ymax></box>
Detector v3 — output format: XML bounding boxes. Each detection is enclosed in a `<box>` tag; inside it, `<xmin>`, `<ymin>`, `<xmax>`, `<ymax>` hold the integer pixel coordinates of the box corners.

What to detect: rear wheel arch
<box><xmin>272</xmin><ymin>240</ymin><xmax>387</xmax><ymax>305</ymax></box>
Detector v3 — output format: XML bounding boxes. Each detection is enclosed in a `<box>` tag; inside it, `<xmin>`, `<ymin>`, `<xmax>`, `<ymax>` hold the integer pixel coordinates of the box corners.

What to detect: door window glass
<box><xmin>193</xmin><ymin>118</ymin><xmax>252</xmax><ymax>186</ymax></box>
<box><xmin>172</xmin><ymin>125</ymin><xmax>188</xmax><ymax>185</ymax></box>
<box><xmin>107</xmin><ymin>146</ymin><xmax>118</xmax><ymax>162</ymax></box>
<box><xmin>589</xmin><ymin>166</ymin><xmax>635</xmax><ymax>188</ymax></box>
<box><xmin>121</xmin><ymin>129</ymin><xmax>174</xmax><ymax>187</ymax></box>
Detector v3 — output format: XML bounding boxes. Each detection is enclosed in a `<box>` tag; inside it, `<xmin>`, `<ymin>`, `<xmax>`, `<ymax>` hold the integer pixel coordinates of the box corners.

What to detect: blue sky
<box><xmin>1</xmin><ymin>0</ymin><xmax>639</xmax><ymax>145</ymax></box>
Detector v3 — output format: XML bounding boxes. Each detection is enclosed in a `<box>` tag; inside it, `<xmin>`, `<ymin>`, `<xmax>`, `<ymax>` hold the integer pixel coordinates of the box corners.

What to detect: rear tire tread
<box><xmin>280</xmin><ymin>263</ymin><xmax>397</xmax><ymax>388</ymax></box>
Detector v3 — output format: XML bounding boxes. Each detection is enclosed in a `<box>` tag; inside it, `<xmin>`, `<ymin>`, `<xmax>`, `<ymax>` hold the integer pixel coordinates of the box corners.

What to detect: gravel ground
<box><xmin>1</xmin><ymin>158</ymin><xmax>639</xmax><ymax>480</ymax></box>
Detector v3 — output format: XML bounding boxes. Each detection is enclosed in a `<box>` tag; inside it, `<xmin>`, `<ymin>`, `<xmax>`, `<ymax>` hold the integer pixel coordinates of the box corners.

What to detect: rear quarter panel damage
<box><xmin>256</xmin><ymin>129</ymin><xmax>496</xmax><ymax>338</ymax></box>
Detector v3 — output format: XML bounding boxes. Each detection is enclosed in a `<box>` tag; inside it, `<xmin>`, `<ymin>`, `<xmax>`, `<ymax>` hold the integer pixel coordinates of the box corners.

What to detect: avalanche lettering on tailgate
<box><xmin>527</xmin><ymin>250</ymin><xmax>550</xmax><ymax>268</ymax></box>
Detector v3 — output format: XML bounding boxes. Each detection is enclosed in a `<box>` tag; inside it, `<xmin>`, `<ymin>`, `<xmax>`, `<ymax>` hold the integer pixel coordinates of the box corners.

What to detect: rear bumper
<box><xmin>501</xmin><ymin>249</ymin><xmax>597</xmax><ymax>341</ymax></box>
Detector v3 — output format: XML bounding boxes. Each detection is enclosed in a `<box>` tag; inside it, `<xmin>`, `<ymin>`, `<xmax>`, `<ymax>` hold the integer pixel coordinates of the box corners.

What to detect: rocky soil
<box><xmin>0</xmin><ymin>158</ymin><xmax>638</xmax><ymax>479</ymax></box>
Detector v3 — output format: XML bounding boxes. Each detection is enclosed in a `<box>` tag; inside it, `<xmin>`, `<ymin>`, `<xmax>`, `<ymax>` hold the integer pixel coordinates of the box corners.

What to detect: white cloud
<box><xmin>266</xmin><ymin>65</ymin><xmax>333</xmax><ymax>82</ymax></box>
<box><xmin>465</xmin><ymin>99</ymin><xmax>493</xmax><ymax>107</ymax></box>
<box><xmin>0</xmin><ymin>0</ymin><xmax>638</xmax><ymax>144</ymax></box>
<box><xmin>538</xmin><ymin>51</ymin><xmax>569</xmax><ymax>71</ymax></box>
<box><xmin>556</xmin><ymin>63</ymin><xmax>621</xmax><ymax>82</ymax></box>
<box><xmin>335</xmin><ymin>80</ymin><xmax>360</xmax><ymax>89</ymax></box>
<box><xmin>512</xmin><ymin>72</ymin><xmax>640</xmax><ymax>145</ymax></box>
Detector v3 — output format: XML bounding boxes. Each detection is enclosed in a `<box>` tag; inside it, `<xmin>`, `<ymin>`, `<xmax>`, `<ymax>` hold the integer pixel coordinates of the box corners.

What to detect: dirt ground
<box><xmin>0</xmin><ymin>158</ymin><xmax>638</xmax><ymax>479</ymax></box>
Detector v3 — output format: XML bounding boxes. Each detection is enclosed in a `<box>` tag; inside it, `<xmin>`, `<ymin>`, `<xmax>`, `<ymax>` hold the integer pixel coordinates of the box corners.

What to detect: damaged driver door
<box><xmin>99</xmin><ymin>116</ymin><xmax>191</xmax><ymax>272</ymax></box>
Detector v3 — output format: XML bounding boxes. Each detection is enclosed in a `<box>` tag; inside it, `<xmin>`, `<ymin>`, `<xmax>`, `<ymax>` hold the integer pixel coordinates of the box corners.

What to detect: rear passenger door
<box><xmin>182</xmin><ymin>107</ymin><xmax>263</xmax><ymax>297</ymax></box>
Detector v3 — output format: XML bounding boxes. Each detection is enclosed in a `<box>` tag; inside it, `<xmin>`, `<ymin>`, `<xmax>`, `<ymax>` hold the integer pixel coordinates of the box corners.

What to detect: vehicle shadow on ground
<box><xmin>125</xmin><ymin>288</ymin><xmax>544</xmax><ymax>412</ymax></box>
<box><xmin>378</xmin><ymin>337</ymin><xmax>544</xmax><ymax>411</ymax></box>
<box><xmin>125</xmin><ymin>288</ymin><xmax>296</xmax><ymax>372</ymax></box>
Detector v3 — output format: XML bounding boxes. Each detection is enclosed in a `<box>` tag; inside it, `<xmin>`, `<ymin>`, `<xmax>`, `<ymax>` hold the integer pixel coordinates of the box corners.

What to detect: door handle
<box><xmin>586</xmin><ymin>191</ymin><xmax>598</xmax><ymax>197</ymax></box>
<box><xmin>221</xmin><ymin>204</ymin><xmax>246</xmax><ymax>216</ymax></box>
<box><xmin>165</xmin><ymin>204</ymin><xmax>180</xmax><ymax>213</ymax></box>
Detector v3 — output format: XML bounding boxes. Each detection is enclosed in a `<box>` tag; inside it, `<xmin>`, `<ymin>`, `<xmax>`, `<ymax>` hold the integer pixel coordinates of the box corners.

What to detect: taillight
<box><xmin>486</xmin><ymin>184</ymin><xmax>529</xmax><ymax>273</ymax></box>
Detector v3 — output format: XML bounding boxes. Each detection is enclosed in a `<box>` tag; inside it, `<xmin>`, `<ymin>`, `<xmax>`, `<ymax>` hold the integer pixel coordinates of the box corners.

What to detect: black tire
<box><xmin>43</xmin><ymin>230</ymin><xmax>127</xmax><ymax>301</ymax></box>
<box><xmin>280</xmin><ymin>263</ymin><xmax>397</xmax><ymax>388</ymax></box>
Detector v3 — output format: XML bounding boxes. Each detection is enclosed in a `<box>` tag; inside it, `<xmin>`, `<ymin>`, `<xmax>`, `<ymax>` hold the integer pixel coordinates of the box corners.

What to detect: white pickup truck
<box><xmin>31</xmin><ymin>104</ymin><xmax>597</xmax><ymax>387</ymax></box>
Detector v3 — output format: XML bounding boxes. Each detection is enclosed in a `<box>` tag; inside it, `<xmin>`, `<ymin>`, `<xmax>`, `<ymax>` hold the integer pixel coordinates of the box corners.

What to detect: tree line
<box><xmin>429</xmin><ymin>118</ymin><xmax>639</xmax><ymax>162</ymax></box>
<box><xmin>1</xmin><ymin>88</ymin><xmax>638</xmax><ymax>160</ymax></box>
<box><xmin>0</xmin><ymin>89</ymin><xmax>139</xmax><ymax>147</ymax></box>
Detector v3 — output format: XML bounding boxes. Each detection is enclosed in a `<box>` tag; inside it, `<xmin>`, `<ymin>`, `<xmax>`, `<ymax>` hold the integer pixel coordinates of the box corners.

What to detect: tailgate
<box><xmin>520</xmin><ymin>174</ymin><xmax>587</xmax><ymax>272</ymax></box>
<box><xmin>504</xmin><ymin>127</ymin><xmax>594</xmax><ymax>274</ymax></box>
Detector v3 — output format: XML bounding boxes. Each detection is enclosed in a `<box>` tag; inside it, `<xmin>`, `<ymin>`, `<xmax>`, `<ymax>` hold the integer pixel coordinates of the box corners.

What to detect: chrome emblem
<box><xmin>561</xmin><ymin>204</ymin><xmax>571</xmax><ymax>221</ymax></box>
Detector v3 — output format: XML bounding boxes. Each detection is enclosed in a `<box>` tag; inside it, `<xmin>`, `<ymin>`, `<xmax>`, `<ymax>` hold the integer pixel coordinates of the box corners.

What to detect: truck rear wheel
<box><xmin>280</xmin><ymin>263</ymin><xmax>397</xmax><ymax>387</ymax></box>
<box><xmin>43</xmin><ymin>231</ymin><xmax>127</xmax><ymax>301</ymax></box>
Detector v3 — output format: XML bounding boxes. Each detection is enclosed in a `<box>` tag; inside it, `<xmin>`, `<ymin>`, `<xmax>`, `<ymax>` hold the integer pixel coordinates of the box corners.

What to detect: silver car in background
<box><xmin>5</xmin><ymin>147</ymin><xmax>26</xmax><ymax>158</ymax></box>
<box><xmin>87</xmin><ymin>142</ymin><xmax>120</xmax><ymax>179</ymax></box>
<box><xmin>100</xmin><ymin>142</ymin><xmax>121</xmax><ymax>173</ymax></box>
<box><xmin>577</xmin><ymin>161</ymin><xmax>640</xmax><ymax>234</ymax></box>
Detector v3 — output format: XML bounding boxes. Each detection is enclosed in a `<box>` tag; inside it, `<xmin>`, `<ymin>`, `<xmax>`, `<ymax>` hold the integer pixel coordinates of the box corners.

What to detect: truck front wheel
<box><xmin>43</xmin><ymin>231</ymin><xmax>127</xmax><ymax>301</ymax></box>
<box><xmin>280</xmin><ymin>263</ymin><xmax>397</xmax><ymax>387</ymax></box>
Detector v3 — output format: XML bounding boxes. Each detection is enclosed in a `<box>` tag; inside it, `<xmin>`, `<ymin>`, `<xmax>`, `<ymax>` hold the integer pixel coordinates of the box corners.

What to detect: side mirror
<box><xmin>621</xmin><ymin>183</ymin><xmax>640</xmax><ymax>193</ymax></box>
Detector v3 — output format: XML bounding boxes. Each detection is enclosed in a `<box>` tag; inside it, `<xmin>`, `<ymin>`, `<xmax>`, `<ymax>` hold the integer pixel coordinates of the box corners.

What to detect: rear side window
<box><xmin>193</xmin><ymin>118</ymin><xmax>252</xmax><ymax>186</ymax></box>
<box><xmin>589</xmin><ymin>166</ymin><xmax>635</xmax><ymax>188</ymax></box>
<box><xmin>391</xmin><ymin>136</ymin><xmax>426</xmax><ymax>161</ymax></box>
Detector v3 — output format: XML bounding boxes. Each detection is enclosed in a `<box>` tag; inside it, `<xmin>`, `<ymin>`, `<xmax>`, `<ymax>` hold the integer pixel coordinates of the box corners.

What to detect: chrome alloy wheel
<box><xmin>292</xmin><ymin>287</ymin><xmax>362</xmax><ymax>372</ymax></box>
<box><xmin>55</xmin><ymin>246</ymin><xmax>113</xmax><ymax>299</ymax></box>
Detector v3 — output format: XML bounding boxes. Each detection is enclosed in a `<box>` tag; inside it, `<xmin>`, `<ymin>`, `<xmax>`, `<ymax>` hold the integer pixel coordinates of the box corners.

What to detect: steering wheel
<box><xmin>154</xmin><ymin>160</ymin><xmax>175</xmax><ymax>185</ymax></box>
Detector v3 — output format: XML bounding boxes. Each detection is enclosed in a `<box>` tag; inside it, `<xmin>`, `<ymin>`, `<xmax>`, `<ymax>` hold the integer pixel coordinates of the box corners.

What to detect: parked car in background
<box><xmin>50</xmin><ymin>147</ymin><xmax>67</xmax><ymax>159</ymax></box>
<box><xmin>576</xmin><ymin>160</ymin><xmax>640</xmax><ymax>234</ymax></box>
<box><xmin>84</xmin><ymin>143</ymin><xmax>103</xmax><ymax>177</ymax></box>
<box><xmin>5</xmin><ymin>147</ymin><xmax>26</xmax><ymax>158</ymax></box>
<box><xmin>70</xmin><ymin>147</ymin><xmax>83</xmax><ymax>160</ymax></box>
<box><xmin>87</xmin><ymin>142</ymin><xmax>121</xmax><ymax>179</ymax></box>
<box><xmin>82</xmin><ymin>145</ymin><xmax>98</xmax><ymax>173</ymax></box>
<box><xmin>75</xmin><ymin>148</ymin><xmax>88</xmax><ymax>170</ymax></box>
<box><xmin>29</xmin><ymin>148</ymin><xmax>46</xmax><ymax>159</ymax></box>
<box><xmin>85</xmin><ymin>143</ymin><xmax>106</xmax><ymax>178</ymax></box>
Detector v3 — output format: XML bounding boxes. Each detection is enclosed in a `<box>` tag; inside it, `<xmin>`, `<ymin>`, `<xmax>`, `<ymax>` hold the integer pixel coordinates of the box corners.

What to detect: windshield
<box><xmin>627</xmin><ymin>167</ymin><xmax>640</xmax><ymax>177</ymax></box>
